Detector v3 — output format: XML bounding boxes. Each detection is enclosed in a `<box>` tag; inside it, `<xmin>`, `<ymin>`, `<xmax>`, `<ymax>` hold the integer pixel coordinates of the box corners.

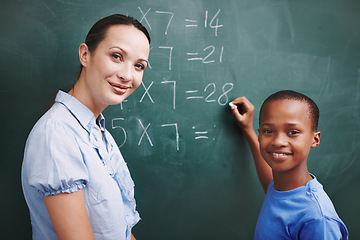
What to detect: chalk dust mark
<box><xmin>40</xmin><ymin>0</ymin><xmax>56</xmax><ymax>17</ymax></box>
<box><xmin>357</xmin><ymin>69</ymin><xmax>360</xmax><ymax>104</ymax></box>
<box><xmin>319</xmin><ymin>56</ymin><xmax>331</xmax><ymax>97</ymax></box>
<box><xmin>283</xmin><ymin>1</ymin><xmax>296</xmax><ymax>44</ymax></box>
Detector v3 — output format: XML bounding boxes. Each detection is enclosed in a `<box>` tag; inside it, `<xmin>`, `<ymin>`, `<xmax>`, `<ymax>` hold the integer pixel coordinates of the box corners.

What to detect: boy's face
<box><xmin>258</xmin><ymin>99</ymin><xmax>321</xmax><ymax>175</ymax></box>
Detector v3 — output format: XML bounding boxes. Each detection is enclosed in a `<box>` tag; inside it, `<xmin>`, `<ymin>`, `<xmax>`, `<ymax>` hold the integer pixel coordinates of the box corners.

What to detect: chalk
<box><xmin>229</xmin><ymin>102</ymin><xmax>237</xmax><ymax>109</ymax></box>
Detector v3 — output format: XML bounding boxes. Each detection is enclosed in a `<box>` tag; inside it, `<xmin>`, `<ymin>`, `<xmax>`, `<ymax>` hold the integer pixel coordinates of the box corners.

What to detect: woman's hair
<box><xmin>85</xmin><ymin>14</ymin><xmax>151</xmax><ymax>53</ymax></box>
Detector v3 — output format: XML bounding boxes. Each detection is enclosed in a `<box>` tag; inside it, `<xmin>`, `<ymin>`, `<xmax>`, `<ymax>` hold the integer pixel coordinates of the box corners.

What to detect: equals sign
<box><xmin>185</xmin><ymin>19</ymin><xmax>198</xmax><ymax>27</ymax></box>
<box><xmin>187</xmin><ymin>52</ymin><xmax>202</xmax><ymax>61</ymax></box>
<box><xmin>192</xmin><ymin>126</ymin><xmax>209</xmax><ymax>140</ymax></box>
<box><xmin>186</xmin><ymin>90</ymin><xmax>203</xmax><ymax>99</ymax></box>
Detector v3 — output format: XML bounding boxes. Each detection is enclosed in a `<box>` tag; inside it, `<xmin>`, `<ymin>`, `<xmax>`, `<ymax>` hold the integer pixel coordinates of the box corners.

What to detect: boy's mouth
<box><xmin>271</xmin><ymin>152</ymin><xmax>292</xmax><ymax>156</ymax></box>
<box><xmin>268</xmin><ymin>151</ymin><xmax>293</xmax><ymax>158</ymax></box>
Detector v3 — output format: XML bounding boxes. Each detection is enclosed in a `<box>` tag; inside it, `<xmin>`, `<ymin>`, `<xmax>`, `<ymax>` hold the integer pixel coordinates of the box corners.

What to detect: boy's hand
<box><xmin>229</xmin><ymin>96</ymin><xmax>255</xmax><ymax>133</ymax></box>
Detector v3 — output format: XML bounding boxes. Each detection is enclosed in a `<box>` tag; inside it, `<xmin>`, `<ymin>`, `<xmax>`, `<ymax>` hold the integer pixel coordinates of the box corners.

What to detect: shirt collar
<box><xmin>55</xmin><ymin>90</ymin><xmax>105</xmax><ymax>132</ymax></box>
<box><xmin>97</xmin><ymin>114</ymin><xmax>106</xmax><ymax>132</ymax></box>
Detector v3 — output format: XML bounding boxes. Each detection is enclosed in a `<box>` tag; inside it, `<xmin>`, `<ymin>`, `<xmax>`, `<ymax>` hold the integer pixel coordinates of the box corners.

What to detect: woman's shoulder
<box><xmin>30</xmin><ymin>102</ymin><xmax>80</xmax><ymax>136</ymax></box>
<box><xmin>23</xmin><ymin>102</ymin><xmax>90</xmax><ymax>194</ymax></box>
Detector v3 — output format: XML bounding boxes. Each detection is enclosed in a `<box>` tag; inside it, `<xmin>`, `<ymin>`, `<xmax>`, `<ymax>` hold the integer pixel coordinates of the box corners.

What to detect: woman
<box><xmin>22</xmin><ymin>14</ymin><xmax>150</xmax><ymax>240</ymax></box>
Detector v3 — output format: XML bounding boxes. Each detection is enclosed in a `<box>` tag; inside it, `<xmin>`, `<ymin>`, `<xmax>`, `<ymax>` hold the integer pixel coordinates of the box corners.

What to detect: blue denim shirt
<box><xmin>22</xmin><ymin>90</ymin><xmax>140</xmax><ymax>240</ymax></box>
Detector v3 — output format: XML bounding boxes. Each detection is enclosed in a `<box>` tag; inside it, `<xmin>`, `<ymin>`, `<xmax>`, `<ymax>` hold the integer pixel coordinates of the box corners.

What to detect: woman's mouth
<box><xmin>109</xmin><ymin>81</ymin><xmax>130</xmax><ymax>95</ymax></box>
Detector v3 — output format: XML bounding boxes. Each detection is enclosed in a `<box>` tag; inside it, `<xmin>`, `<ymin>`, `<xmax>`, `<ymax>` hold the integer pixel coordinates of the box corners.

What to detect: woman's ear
<box><xmin>311</xmin><ymin>131</ymin><xmax>321</xmax><ymax>148</ymax></box>
<box><xmin>79</xmin><ymin>43</ymin><xmax>89</xmax><ymax>67</ymax></box>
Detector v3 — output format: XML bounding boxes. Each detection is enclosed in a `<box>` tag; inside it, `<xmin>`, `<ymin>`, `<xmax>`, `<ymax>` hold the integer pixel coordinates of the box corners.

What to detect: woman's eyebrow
<box><xmin>109</xmin><ymin>46</ymin><xmax>127</xmax><ymax>55</ymax></box>
<box><xmin>109</xmin><ymin>46</ymin><xmax>148</xmax><ymax>65</ymax></box>
<box><xmin>140</xmin><ymin>58</ymin><xmax>149</xmax><ymax>66</ymax></box>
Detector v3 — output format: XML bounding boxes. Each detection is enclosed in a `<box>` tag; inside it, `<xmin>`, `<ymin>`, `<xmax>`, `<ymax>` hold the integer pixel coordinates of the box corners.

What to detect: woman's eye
<box><xmin>111</xmin><ymin>53</ymin><xmax>122</xmax><ymax>61</ymax></box>
<box><xmin>135</xmin><ymin>63</ymin><xmax>145</xmax><ymax>70</ymax></box>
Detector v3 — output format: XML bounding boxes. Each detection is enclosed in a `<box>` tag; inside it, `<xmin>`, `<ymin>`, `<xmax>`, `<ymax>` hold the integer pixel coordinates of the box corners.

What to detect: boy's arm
<box><xmin>230</xmin><ymin>97</ymin><xmax>272</xmax><ymax>192</ymax></box>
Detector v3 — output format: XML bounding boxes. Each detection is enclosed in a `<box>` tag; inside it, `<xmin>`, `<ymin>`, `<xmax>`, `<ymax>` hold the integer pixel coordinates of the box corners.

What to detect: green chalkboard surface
<box><xmin>1</xmin><ymin>0</ymin><xmax>359</xmax><ymax>239</ymax></box>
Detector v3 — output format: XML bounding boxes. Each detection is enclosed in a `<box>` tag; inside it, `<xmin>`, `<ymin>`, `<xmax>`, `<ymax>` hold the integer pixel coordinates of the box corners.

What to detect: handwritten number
<box><xmin>202</xmin><ymin>46</ymin><xmax>215</xmax><ymax>64</ymax></box>
<box><xmin>204</xmin><ymin>83</ymin><xmax>216</xmax><ymax>102</ymax></box>
<box><xmin>155</xmin><ymin>11</ymin><xmax>174</xmax><ymax>35</ymax></box>
<box><xmin>205</xmin><ymin>9</ymin><xmax>223</xmax><ymax>36</ymax></box>
<box><xmin>218</xmin><ymin>83</ymin><xmax>234</xmax><ymax>106</ymax></box>
<box><xmin>112</xmin><ymin>118</ymin><xmax>127</xmax><ymax>148</ymax></box>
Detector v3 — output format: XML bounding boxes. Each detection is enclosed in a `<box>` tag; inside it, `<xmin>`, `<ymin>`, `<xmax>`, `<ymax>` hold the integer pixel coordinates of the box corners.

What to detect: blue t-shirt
<box><xmin>22</xmin><ymin>90</ymin><xmax>140</xmax><ymax>240</ymax></box>
<box><xmin>254</xmin><ymin>174</ymin><xmax>348</xmax><ymax>239</ymax></box>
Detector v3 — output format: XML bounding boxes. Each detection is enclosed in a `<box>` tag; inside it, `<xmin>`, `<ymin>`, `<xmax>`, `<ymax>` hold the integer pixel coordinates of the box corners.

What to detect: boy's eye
<box><xmin>288</xmin><ymin>130</ymin><xmax>300</xmax><ymax>135</ymax></box>
<box><xmin>262</xmin><ymin>129</ymin><xmax>273</xmax><ymax>134</ymax></box>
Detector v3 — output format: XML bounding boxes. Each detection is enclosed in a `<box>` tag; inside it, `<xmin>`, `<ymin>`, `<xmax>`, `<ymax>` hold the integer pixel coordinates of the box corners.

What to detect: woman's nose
<box><xmin>117</xmin><ymin>63</ymin><xmax>132</xmax><ymax>82</ymax></box>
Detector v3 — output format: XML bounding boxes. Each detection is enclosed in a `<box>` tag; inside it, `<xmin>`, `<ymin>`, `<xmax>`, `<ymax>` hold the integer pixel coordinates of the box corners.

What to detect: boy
<box><xmin>230</xmin><ymin>90</ymin><xmax>348</xmax><ymax>239</ymax></box>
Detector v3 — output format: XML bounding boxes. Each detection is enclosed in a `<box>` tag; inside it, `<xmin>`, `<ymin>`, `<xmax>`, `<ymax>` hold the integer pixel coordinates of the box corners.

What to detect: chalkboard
<box><xmin>1</xmin><ymin>0</ymin><xmax>359</xmax><ymax>239</ymax></box>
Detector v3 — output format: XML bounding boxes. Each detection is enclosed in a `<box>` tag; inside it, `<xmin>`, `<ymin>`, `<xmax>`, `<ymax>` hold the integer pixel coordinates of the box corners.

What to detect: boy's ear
<box><xmin>79</xmin><ymin>43</ymin><xmax>89</xmax><ymax>67</ymax></box>
<box><xmin>311</xmin><ymin>131</ymin><xmax>321</xmax><ymax>148</ymax></box>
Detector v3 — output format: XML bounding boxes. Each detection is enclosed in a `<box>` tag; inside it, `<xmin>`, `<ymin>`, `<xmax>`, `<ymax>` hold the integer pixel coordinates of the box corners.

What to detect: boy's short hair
<box><xmin>259</xmin><ymin>90</ymin><xmax>319</xmax><ymax>131</ymax></box>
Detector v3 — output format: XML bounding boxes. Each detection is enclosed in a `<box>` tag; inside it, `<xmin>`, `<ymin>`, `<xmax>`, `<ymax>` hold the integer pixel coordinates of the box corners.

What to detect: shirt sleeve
<box><xmin>24</xmin><ymin>118</ymin><xmax>89</xmax><ymax>197</ymax></box>
<box><xmin>298</xmin><ymin>217</ymin><xmax>348</xmax><ymax>240</ymax></box>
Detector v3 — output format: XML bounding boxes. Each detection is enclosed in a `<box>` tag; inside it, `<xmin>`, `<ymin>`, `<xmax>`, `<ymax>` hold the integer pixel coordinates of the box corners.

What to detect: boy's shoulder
<box><xmin>255</xmin><ymin>176</ymin><xmax>348</xmax><ymax>239</ymax></box>
<box><xmin>265</xmin><ymin>176</ymin><xmax>339</xmax><ymax>220</ymax></box>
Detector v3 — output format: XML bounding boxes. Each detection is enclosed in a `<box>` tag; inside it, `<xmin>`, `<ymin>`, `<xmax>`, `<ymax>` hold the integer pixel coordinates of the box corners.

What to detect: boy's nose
<box><xmin>271</xmin><ymin>133</ymin><xmax>288</xmax><ymax>147</ymax></box>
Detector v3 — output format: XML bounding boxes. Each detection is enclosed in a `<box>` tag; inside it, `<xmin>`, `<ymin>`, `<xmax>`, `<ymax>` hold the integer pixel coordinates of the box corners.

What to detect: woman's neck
<box><xmin>68</xmin><ymin>79</ymin><xmax>103</xmax><ymax>118</ymax></box>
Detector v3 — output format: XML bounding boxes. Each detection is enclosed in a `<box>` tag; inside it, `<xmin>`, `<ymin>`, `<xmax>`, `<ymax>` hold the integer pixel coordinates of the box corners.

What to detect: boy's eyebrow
<box><xmin>260</xmin><ymin>123</ymin><xmax>302</xmax><ymax>127</ymax></box>
<box><xmin>284</xmin><ymin>123</ymin><xmax>301</xmax><ymax>127</ymax></box>
<box><xmin>260</xmin><ymin>123</ymin><xmax>273</xmax><ymax>126</ymax></box>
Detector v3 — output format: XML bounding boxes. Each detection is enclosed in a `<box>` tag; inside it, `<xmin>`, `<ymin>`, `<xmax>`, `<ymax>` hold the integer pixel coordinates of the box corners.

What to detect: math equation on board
<box><xmin>111</xmin><ymin>7</ymin><xmax>234</xmax><ymax>151</ymax></box>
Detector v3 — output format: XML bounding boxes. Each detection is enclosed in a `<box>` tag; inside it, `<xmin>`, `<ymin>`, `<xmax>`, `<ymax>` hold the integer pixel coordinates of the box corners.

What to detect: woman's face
<box><xmin>80</xmin><ymin>24</ymin><xmax>150</xmax><ymax>113</ymax></box>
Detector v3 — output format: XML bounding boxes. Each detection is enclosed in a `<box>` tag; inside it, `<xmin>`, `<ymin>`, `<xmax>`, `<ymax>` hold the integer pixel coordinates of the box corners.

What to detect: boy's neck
<box><xmin>272</xmin><ymin>170</ymin><xmax>313</xmax><ymax>191</ymax></box>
